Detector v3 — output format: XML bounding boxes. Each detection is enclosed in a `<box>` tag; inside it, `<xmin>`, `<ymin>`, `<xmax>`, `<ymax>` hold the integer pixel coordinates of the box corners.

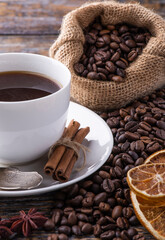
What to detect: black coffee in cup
<box><xmin>0</xmin><ymin>71</ymin><xmax>61</xmax><ymax>102</ymax></box>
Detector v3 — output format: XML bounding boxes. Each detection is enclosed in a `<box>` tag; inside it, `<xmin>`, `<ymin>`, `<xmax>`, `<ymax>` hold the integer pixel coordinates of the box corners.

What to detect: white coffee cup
<box><xmin>0</xmin><ymin>53</ymin><xmax>71</xmax><ymax>165</ymax></box>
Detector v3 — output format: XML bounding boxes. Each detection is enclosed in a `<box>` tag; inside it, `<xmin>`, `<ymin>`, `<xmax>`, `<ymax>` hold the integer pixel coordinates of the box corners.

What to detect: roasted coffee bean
<box><xmin>120</xmin><ymin>230</ymin><xmax>130</xmax><ymax>240</ymax></box>
<box><xmin>94</xmin><ymin>224</ymin><xmax>102</xmax><ymax>237</ymax></box>
<box><xmin>125</xmin><ymin>131</ymin><xmax>140</xmax><ymax>141</ymax></box>
<box><xmin>119</xmin><ymin>43</ymin><xmax>130</xmax><ymax>52</ymax></box>
<box><xmin>112</xmin><ymin>206</ymin><xmax>123</xmax><ymax>219</ymax></box>
<box><xmin>99</xmin><ymin>170</ymin><xmax>110</xmax><ymax>179</ymax></box>
<box><xmin>58</xmin><ymin>234</ymin><xmax>69</xmax><ymax>240</ymax></box>
<box><xmin>74</xmin><ymin>63</ymin><xmax>84</xmax><ymax>74</ymax></box>
<box><xmin>63</xmin><ymin>207</ymin><xmax>74</xmax><ymax>216</ymax></box>
<box><xmin>100</xmin><ymin>230</ymin><xmax>115</xmax><ymax>240</ymax></box>
<box><xmin>60</xmin><ymin>216</ymin><xmax>68</xmax><ymax>226</ymax></box>
<box><xmin>68</xmin><ymin>212</ymin><xmax>77</xmax><ymax>226</ymax></box>
<box><xmin>99</xmin><ymin>202</ymin><xmax>110</xmax><ymax>212</ymax></box>
<box><xmin>82</xmin><ymin>197</ymin><xmax>93</xmax><ymax>207</ymax></box>
<box><xmin>87</xmin><ymin>71</ymin><xmax>99</xmax><ymax>80</ymax></box>
<box><xmin>111</xmin><ymin>52</ymin><xmax>120</xmax><ymax>62</ymax></box>
<box><xmin>77</xmin><ymin>213</ymin><xmax>88</xmax><ymax>222</ymax></box>
<box><xmin>81</xmin><ymin>223</ymin><xmax>93</xmax><ymax>234</ymax></box>
<box><xmin>129</xmin><ymin>215</ymin><xmax>140</xmax><ymax>225</ymax></box>
<box><xmin>94</xmin><ymin>192</ymin><xmax>107</xmax><ymax>205</ymax></box>
<box><xmin>122</xmin><ymin>207</ymin><xmax>133</xmax><ymax>218</ymax></box>
<box><xmin>101</xmin><ymin>223</ymin><xmax>116</xmax><ymax>231</ymax></box>
<box><xmin>58</xmin><ymin>226</ymin><xmax>71</xmax><ymax>235</ymax></box>
<box><xmin>127</xmin><ymin>228</ymin><xmax>138</xmax><ymax>238</ymax></box>
<box><xmin>102</xmin><ymin>179</ymin><xmax>115</xmax><ymax>193</ymax></box>
<box><xmin>116</xmin><ymin>217</ymin><xmax>129</xmax><ymax>229</ymax></box>
<box><xmin>112</xmin><ymin>75</ymin><xmax>124</xmax><ymax>83</ymax></box>
<box><xmin>44</xmin><ymin>219</ymin><xmax>55</xmax><ymax>231</ymax></box>
<box><xmin>48</xmin><ymin>234</ymin><xmax>58</xmax><ymax>240</ymax></box>
<box><xmin>146</xmin><ymin>141</ymin><xmax>160</xmax><ymax>153</ymax></box>
<box><xmin>97</xmin><ymin>216</ymin><xmax>108</xmax><ymax>225</ymax></box>
<box><xmin>52</xmin><ymin>209</ymin><xmax>63</xmax><ymax>224</ymax></box>
<box><xmin>133</xmin><ymin>234</ymin><xmax>146</xmax><ymax>240</ymax></box>
<box><xmin>71</xmin><ymin>225</ymin><xmax>81</xmax><ymax>236</ymax></box>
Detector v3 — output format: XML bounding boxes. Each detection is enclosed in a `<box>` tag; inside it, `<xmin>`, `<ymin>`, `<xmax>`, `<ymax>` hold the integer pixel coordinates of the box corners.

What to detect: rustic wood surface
<box><xmin>0</xmin><ymin>0</ymin><xmax>164</xmax><ymax>239</ymax></box>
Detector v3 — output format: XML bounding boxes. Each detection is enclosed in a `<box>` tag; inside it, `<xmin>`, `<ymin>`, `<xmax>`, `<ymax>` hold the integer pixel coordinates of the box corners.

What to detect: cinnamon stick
<box><xmin>54</xmin><ymin>127</ymin><xmax>90</xmax><ymax>182</ymax></box>
<box><xmin>44</xmin><ymin>120</ymin><xmax>80</xmax><ymax>176</ymax></box>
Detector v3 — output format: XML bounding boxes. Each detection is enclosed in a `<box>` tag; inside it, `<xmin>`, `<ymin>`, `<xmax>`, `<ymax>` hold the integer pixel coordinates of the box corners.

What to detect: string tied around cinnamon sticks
<box><xmin>44</xmin><ymin>120</ymin><xmax>90</xmax><ymax>182</ymax></box>
<box><xmin>48</xmin><ymin>137</ymin><xmax>90</xmax><ymax>171</ymax></box>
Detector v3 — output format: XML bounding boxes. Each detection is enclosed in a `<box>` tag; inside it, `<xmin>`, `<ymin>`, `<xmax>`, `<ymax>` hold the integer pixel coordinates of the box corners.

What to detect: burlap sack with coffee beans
<box><xmin>49</xmin><ymin>1</ymin><xmax>165</xmax><ymax>111</ymax></box>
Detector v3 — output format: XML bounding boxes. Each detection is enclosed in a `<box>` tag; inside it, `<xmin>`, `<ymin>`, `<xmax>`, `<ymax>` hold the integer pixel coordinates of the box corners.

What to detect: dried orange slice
<box><xmin>145</xmin><ymin>149</ymin><xmax>165</xmax><ymax>164</ymax></box>
<box><xmin>127</xmin><ymin>163</ymin><xmax>165</xmax><ymax>201</ymax></box>
<box><xmin>130</xmin><ymin>191</ymin><xmax>165</xmax><ymax>240</ymax></box>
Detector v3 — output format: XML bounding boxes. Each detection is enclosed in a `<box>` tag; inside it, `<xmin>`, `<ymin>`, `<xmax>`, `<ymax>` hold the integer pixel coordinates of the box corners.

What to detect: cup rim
<box><xmin>0</xmin><ymin>53</ymin><xmax>71</xmax><ymax>105</ymax></box>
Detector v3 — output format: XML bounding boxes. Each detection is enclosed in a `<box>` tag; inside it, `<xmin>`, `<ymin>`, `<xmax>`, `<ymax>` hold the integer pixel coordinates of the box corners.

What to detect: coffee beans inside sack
<box><xmin>74</xmin><ymin>18</ymin><xmax>151</xmax><ymax>83</ymax></box>
<box><xmin>50</xmin><ymin>1</ymin><xmax>165</xmax><ymax>111</ymax></box>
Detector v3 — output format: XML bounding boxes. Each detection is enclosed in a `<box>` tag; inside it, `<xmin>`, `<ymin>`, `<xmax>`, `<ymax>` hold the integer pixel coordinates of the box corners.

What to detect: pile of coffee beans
<box><xmin>74</xmin><ymin>17</ymin><xmax>151</xmax><ymax>83</ymax></box>
<box><xmin>45</xmin><ymin>88</ymin><xmax>165</xmax><ymax>240</ymax></box>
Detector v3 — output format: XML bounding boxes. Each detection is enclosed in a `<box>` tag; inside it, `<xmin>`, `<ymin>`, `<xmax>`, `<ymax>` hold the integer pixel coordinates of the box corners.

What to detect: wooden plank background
<box><xmin>0</xmin><ymin>0</ymin><xmax>164</xmax><ymax>239</ymax></box>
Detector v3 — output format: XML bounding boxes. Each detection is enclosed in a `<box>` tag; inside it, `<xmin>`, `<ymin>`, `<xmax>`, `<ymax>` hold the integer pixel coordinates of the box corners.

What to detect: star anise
<box><xmin>10</xmin><ymin>208</ymin><xmax>48</xmax><ymax>237</ymax></box>
<box><xmin>0</xmin><ymin>219</ymin><xmax>13</xmax><ymax>239</ymax></box>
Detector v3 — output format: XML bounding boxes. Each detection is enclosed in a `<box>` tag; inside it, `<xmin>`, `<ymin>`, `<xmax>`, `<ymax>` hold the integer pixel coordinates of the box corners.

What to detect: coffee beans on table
<box><xmin>74</xmin><ymin>17</ymin><xmax>151</xmax><ymax>82</ymax></box>
<box><xmin>46</xmin><ymin>88</ymin><xmax>165</xmax><ymax>240</ymax></box>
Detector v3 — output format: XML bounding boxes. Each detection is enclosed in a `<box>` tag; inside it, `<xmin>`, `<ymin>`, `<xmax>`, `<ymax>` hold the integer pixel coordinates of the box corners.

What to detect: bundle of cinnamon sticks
<box><xmin>44</xmin><ymin>120</ymin><xmax>90</xmax><ymax>182</ymax></box>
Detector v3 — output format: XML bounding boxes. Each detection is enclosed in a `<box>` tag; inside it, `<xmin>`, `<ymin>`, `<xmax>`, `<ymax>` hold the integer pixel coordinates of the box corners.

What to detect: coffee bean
<box><xmin>116</xmin><ymin>217</ymin><xmax>129</xmax><ymax>229</ymax></box>
<box><xmin>52</xmin><ymin>209</ymin><xmax>63</xmax><ymax>224</ymax></box>
<box><xmin>116</xmin><ymin>68</ymin><xmax>126</xmax><ymax>78</ymax></box>
<box><xmin>146</xmin><ymin>141</ymin><xmax>160</xmax><ymax>153</ymax></box>
<box><xmin>129</xmin><ymin>215</ymin><xmax>140</xmax><ymax>225</ymax></box>
<box><xmin>60</xmin><ymin>216</ymin><xmax>68</xmax><ymax>225</ymax></box>
<box><xmin>125</xmin><ymin>132</ymin><xmax>140</xmax><ymax>141</ymax></box>
<box><xmin>81</xmin><ymin>223</ymin><xmax>93</xmax><ymax>234</ymax></box>
<box><xmin>112</xmin><ymin>75</ymin><xmax>124</xmax><ymax>83</ymax></box>
<box><xmin>48</xmin><ymin>234</ymin><xmax>58</xmax><ymax>240</ymax></box>
<box><xmin>112</xmin><ymin>206</ymin><xmax>123</xmax><ymax>219</ymax></box>
<box><xmin>128</xmin><ymin>50</ymin><xmax>138</xmax><ymax>61</ymax></box>
<box><xmin>100</xmin><ymin>230</ymin><xmax>115</xmax><ymax>240</ymax></box>
<box><xmin>68</xmin><ymin>212</ymin><xmax>77</xmax><ymax>226</ymax></box>
<box><xmin>99</xmin><ymin>202</ymin><xmax>110</xmax><ymax>212</ymax></box>
<box><xmin>77</xmin><ymin>213</ymin><xmax>88</xmax><ymax>222</ymax></box>
<box><xmin>101</xmin><ymin>223</ymin><xmax>116</xmax><ymax>231</ymax></box>
<box><xmin>103</xmin><ymin>179</ymin><xmax>115</xmax><ymax>193</ymax></box>
<box><xmin>122</xmin><ymin>207</ymin><xmax>133</xmax><ymax>218</ymax></box>
<box><xmin>119</xmin><ymin>43</ymin><xmax>130</xmax><ymax>52</ymax></box>
<box><xmin>71</xmin><ymin>225</ymin><xmax>81</xmax><ymax>236</ymax></box>
<box><xmin>94</xmin><ymin>192</ymin><xmax>107</xmax><ymax>205</ymax></box>
<box><xmin>58</xmin><ymin>234</ymin><xmax>69</xmax><ymax>240</ymax></box>
<box><xmin>74</xmin><ymin>63</ymin><xmax>84</xmax><ymax>74</ymax></box>
<box><xmin>156</xmin><ymin>128</ymin><xmax>165</xmax><ymax>140</ymax></box>
<box><xmin>133</xmin><ymin>234</ymin><xmax>146</xmax><ymax>240</ymax></box>
<box><xmin>127</xmin><ymin>227</ymin><xmax>138</xmax><ymax>237</ymax></box>
<box><xmin>94</xmin><ymin>224</ymin><xmax>102</xmax><ymax>237</ymax></box>
<box><xmin>87</xmin><ymin>71</ymin><xmax>99</xmax><ymax>80</ymax></box>
<box><xmin>125</xmin><ymin>39</ymin><xmax>136</xmax><ymax>48</ymax></box>
<box><xmin>116</xmin><ymin>60</ymin><xmax>127</xmax><ymax>69</ymax></box>
<box><xmin>44</xmin><ymin>219</ymin><xmax>55</xmax><ymax>231</ymax></box>
<box><xmin>120</xmin><ymin>230</ymin><xmax>130</xmax><ymax>240</ymax></box>
<box><xmin>58</xmin><ymin>226</ymin><xmax>71</xmax><ymax>235</ymax></box>
<box><xmin>111</xmin><ymin>52</ymin><xmax>120</xmax><ymax>62</ymax></box>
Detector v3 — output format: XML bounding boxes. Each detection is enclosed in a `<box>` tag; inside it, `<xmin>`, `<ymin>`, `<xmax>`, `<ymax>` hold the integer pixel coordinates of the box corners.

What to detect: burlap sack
<box><xmin>49</xmin><ymin>1</ymin><xmax>165</xmax><ymax>111</ymax></box>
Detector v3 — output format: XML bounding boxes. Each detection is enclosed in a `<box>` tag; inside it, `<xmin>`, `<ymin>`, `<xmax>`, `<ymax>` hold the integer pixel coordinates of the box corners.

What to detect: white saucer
<box><xmin>0</xmin><ymin>102</ymin><xmax>113</xmax><ymax>197</ymax></box>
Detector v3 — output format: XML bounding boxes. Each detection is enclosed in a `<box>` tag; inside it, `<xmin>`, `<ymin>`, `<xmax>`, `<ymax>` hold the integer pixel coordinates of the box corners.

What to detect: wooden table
<box><xmin>0</xmin><ymin>1</ymin><xmax>164</xmax><ymax>239</ymax></box>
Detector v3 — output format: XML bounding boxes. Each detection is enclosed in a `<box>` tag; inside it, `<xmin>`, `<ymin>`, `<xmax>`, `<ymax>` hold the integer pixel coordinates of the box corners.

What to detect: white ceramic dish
<box><xmin>0</xmin><ymin>102</ymin><xmax>113</xmax><ymax>197</ymax></box>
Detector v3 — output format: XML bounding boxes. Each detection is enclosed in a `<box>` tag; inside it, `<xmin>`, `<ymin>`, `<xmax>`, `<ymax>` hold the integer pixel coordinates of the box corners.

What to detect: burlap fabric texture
<box><xmin>49</xmin><ymin>1</ymin><xmax>165</xmax><ymax>111</ymax></box>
